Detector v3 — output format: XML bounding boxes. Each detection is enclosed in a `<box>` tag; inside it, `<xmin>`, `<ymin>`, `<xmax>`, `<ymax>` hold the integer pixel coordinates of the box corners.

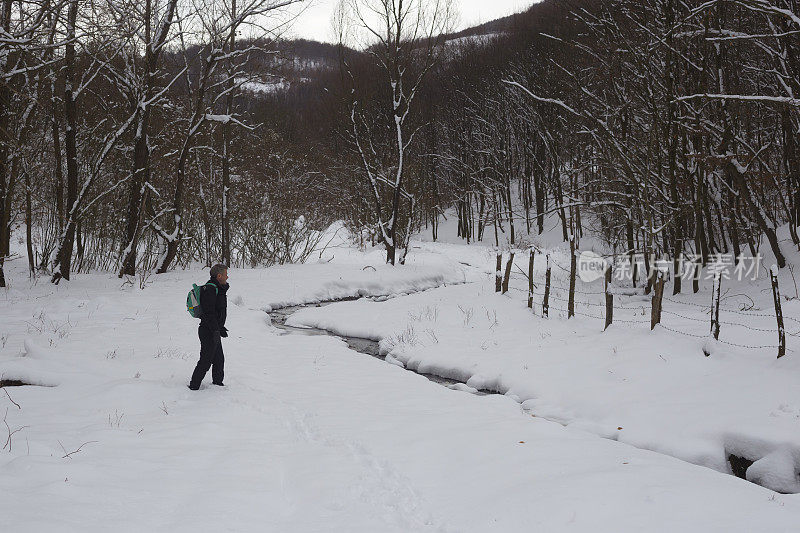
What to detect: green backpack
<box><xmin>186</xmin><ymin>282</ymin><xmax>218</xmax><ymax>318</ymax></box>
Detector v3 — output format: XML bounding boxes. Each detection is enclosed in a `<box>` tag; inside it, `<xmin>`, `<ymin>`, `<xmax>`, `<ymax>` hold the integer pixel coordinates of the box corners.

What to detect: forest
<box><xmin>1</xmin><ymin>0</ymin><xmax>798</xmax><ymax>293</ymax></box>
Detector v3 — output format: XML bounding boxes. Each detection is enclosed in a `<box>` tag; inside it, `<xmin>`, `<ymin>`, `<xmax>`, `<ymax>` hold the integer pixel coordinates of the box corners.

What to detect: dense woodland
<box><xmin>1</xmin><ymin>0</ymin><xmax>799</xmax><ymax>294</ymax></box>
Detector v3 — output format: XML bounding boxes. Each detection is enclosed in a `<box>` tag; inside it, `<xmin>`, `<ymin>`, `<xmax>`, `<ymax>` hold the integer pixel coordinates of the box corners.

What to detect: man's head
<box><xmin>210</xmin><ymin>263</ymin><xmax>229</xmax><ymax>285</ymax></box>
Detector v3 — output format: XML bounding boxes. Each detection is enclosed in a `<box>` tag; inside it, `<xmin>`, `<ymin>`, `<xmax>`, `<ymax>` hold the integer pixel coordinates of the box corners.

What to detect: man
<box><xmin>189</xmin><ymin>264</ymin><xmax>230</xmax><ymax>390</ymax></box>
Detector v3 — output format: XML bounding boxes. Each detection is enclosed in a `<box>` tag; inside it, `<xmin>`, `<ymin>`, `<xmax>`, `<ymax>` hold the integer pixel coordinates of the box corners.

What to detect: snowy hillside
<box><xmin>2</xmin><ymin>224</ymin><xmax>800</xmax><ymax>530</ymax></box>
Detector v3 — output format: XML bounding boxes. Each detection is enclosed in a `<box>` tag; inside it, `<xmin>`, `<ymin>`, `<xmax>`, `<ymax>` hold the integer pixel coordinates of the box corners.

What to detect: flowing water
<box><xmin>268</xmin><ymin>302</ymin><xmax>489</xmax><ymax>392</ymax></box>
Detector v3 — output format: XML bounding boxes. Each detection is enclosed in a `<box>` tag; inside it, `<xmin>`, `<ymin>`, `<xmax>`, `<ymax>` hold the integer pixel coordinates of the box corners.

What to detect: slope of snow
<box><xmin>289</xmin><ymin>229</ymin><xmax>800</xmax><ymax>495</ymax></box>
<box><xmin>2</xmin><ymin>232</ymin><xmax>800</xmax><ymax>530</ymax></box>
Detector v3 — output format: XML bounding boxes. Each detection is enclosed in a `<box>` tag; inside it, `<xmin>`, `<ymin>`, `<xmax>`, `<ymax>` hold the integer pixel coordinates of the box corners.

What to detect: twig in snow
<box><xmin>3</xmin><ymin>388</ymin><xmax>21</xmax><ymax>410</ymax></box>
<box><xmin>60</xmin><ymin>440</ymin><xmax>98</xmax><ymax>459</ymax></box>
<box><xmin>108</xmin><ymin>410</ymin><xmax>124</xmax><ymax>428</ymax></box>
<box><xmin>3</xmin><ymin>408</ymin><xmax>28</xmax><ymax>452</ymax></box>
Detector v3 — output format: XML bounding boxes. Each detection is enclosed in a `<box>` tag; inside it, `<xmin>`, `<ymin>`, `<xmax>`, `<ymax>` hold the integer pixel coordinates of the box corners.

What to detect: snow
<box><xmin>289</xmin><ymin>277</ymin><xmax>800</xmax><ymax>495</ymax></box>
<box><xmin>2</xmin><ymin>226</ymin><xmax>800</xmax><ymax>530</ymax></box>
<box><xmin>204</xmin><ymin>114</ymin><xmax>231</xmax><ymax>124</ymax></box>
<box><xmin>444</xmin><ymin>33</ymin><xmax>503</xmax><ymax>50</ymax></box>
<box><xmin>746</xmin><ymin>448</ymin><xmax>800</xmax><ymax>494</ymax></box>
<box><xmin>288</xmin><ymin>221</ymin><xmax>800</xmax><ymax>497</ymax></box>
<box><xmin>237</xmin><ymin>77</ymin><xmax>311</xmax><ymax>95</ymax></box>
<box><xmin>240</xmin><ymin>79</ymin><xmax>290</xmax><ymax>94</ymax></box>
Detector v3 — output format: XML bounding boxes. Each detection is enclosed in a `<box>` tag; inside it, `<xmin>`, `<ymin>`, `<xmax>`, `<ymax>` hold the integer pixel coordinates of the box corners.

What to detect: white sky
<box><xmin>282</xmin><ymin>0</ymin><xmax>533</xmax><ymax>44</ymax></box>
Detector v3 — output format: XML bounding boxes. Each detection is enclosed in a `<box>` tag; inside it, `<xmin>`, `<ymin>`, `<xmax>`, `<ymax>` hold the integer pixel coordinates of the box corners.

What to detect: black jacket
<box><xmin>199</xmin><ymin>278</ymin><xmax>229</xmax><ymax>332</ymax></box>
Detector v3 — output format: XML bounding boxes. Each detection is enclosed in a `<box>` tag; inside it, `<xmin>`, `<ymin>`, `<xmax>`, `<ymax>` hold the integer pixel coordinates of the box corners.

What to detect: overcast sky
<box><xmin>282</xmin><ymin>0</ymin><xmax>533</xmax><ymax>44</ymax></box>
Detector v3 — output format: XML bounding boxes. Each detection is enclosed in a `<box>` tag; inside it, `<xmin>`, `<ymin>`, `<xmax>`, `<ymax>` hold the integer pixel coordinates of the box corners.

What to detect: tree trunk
<box><xmin>120</xmin><ymin>0</ymin><xmax>153</xmax><ymax>277</ymax></box>
<box><xmin>554</xmin><ymin>166</ymin><xmax>568</xmax><ymax>242</ymax></box>
<box><xmin>25</xmin><ymin>172</ymin><xmax>33</xmax><ymax>275</ymax></box>
<box><xmin>534</xmin><ymin>140</ymin><xmax>545</xmax><ymax>234</ymax></box>
<box><xmin>53</xmin><ymin>95</ymin><xmax>64</xmax><ymax>233</ymax></box>
<box><xmin>198</xmin><ymin>185</ymin><xmax>213</xmax><ymax>267</ymax></box>
<box><xmin>0</xmin><ymin>0</ymin><xmax>12</xmax><ymax>288</ymax></box>
<box><xmin>157</xmin><ymin>48</ymin><xmax>219</xmax><ymax>273</ymax></box>
<box><xmin>221</xmin><ymin>0</ymin><xmax>236</xmax><ymax>267</ymax></box>
<box><xmin>782</xmin><ymin>110</ymin><xmax>799</xmax><ymax>246</ymax></box>
<box><xmin>728</xmin><ymin>160</ymin><xmax>786</xmax><ymax>268</ymax></box>
<box><xmin>666</xmin><ymin>0</ymin><xmax>682</xmax><ymax>295</ymax></box>
<box><xmin>51</xmin><ymin>0</ymin><xmax>79</xmax><ymax>284</ymax></box>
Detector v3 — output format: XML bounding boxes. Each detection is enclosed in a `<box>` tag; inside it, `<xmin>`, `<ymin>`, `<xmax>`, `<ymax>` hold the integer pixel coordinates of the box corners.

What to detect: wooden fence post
<box><xmin>693</xmin><ymin>259</ymin><xmax>701</xmax><ymax>294</ymax></box>
<box><xmin>771</xmin><ymin>267</ymin><xmax>786</xmax><ymax>359</ymax></box>
<box><xmin>711</xmin><ymin>272</ymin><xmax>721</xmax><ymax>340</ymax></box>
<box><xmin>604</xmin><ymin>264</ymin><xmax>613</xmax><ymax>330</ymax></box>
<box><xmin>543</xmin><ymin>254</ymin><xmax>551</xmax><ymax>318</ymax></box>
<box><xmin>502</xmin><ymin>251</ymin><xmax>515</xmax><ymax>294</ymax></box>
<box><xmin>651</xmin><ymin>270</ymin><xmax>665</xmax><ymax>330</ymax></box>
<box><xmin>568</xmin><ymin>237</ymin><xmax>576</xmax><ymax>319</ymax></box>
<box><xmin>528</xmin><ymin>250</ymin><xmax>535</xmax><ymax>309</ymax></box>
<box><xmin>673</xmin><ymin>253</ymin><xmax>682</xmax><ymax>296</ymax></box>
<box><xmin>495</xmin><ymin>253</ymin><xmax>502</xmax><ymax>293</ymax></box>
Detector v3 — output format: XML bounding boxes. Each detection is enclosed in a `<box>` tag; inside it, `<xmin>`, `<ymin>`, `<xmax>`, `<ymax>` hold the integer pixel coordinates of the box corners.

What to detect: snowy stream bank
<box><xmin>269</xmin><ymin>301</ymin><xmax>487</xmax><ymax>392</ymax></box>
<box><xmin>283</xmin><ymin>292</ymin><xmax>800</xmax><ymax>495</ymax></box>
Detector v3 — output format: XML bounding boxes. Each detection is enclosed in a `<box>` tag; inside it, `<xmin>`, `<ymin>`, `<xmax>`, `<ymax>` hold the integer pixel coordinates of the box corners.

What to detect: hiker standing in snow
<box><xmin>189</xmin><ymin>264</ymin><xmax>230</xmax><ymax>390</ymax></box>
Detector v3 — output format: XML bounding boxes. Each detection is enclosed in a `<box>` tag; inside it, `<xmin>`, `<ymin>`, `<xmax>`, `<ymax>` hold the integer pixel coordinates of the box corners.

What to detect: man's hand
<box><xmin>220</xmin><ymin>327</ymin><xmax>229</xmax><ymax>338</ymax></box>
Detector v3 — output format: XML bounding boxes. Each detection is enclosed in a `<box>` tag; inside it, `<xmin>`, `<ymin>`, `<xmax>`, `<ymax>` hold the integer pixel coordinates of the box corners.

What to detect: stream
<box><xmin>268</xmin><ymin>296</ymin><xmax>784</xmax><ymax>493</ymax></box>
<box><xmin>268</xmin><ymin>300</ymin><xmax>491</xmax><ymax>394</ymax></box>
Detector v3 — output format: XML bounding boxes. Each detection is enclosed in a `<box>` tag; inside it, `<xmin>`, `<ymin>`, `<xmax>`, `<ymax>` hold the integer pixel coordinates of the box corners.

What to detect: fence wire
<box><xmin>500</xmin><ymin>268</ymin><xmax>794</xmax><ymax>354</ymax></box>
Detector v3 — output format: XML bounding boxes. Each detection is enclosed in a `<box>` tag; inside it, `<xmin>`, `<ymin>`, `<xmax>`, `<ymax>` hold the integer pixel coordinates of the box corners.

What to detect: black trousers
<box><xmin>190</xmin><ymin>327</ymin><xmax>224</xmax><ymax>387</ymax></box>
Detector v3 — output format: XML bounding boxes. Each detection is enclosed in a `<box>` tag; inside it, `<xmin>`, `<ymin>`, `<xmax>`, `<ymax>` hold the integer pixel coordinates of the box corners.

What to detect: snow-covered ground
<box><xmin>2</xmin><ymin>228</ymin><xmax>800</xmax><ymax>531</ymax></box>
<box><xmin>290</xmin><ymin>261</ymin><xmax>800</xmax><ymax>492</ymax></box>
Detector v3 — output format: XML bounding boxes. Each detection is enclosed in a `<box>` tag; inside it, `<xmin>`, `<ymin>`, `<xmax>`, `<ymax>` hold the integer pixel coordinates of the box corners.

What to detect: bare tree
<box><xmin>1</xmin><ymin>0</ymin><xmax>66</xmax><ymax>286</ymax></box>
<box><xmin>338</xmin><ymin>0</ymin><xmax>454</xmax><ymax>264</ymax></box>
<box><xmin>52</xmin><ymin>0</ymin><xmax>137</xmax><ymax>283</ymax></box>
<box><xmin>117</xmin><ymin>0</ymin><xmax>181</xmax><ymax>277</ymax></box>
<box><xmin>153</xmin><ymin>0</ymin><xmax>305</xmax><ymax>273</ymax></box>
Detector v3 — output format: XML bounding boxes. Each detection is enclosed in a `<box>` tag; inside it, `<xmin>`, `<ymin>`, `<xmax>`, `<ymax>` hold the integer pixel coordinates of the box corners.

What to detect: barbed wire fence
<box><xmin>494</xmin><ymin>249</ymin><xmax>793</xmax><ymax>358</ymax></box>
